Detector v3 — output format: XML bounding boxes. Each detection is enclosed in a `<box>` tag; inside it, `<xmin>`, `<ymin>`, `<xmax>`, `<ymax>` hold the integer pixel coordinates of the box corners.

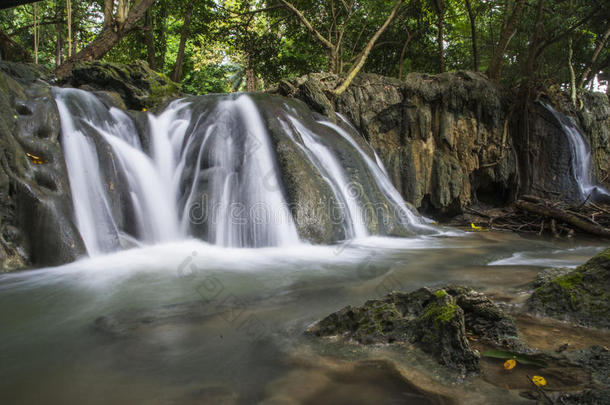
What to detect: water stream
<box><xmin>1</xmin><ymin>91</ymin><xmax>607</xmax><ymax>404</ymax></box>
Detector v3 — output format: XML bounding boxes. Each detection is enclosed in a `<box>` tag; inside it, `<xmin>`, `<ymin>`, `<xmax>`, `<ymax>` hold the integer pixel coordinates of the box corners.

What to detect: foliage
<box><xmin>1</xmin><ymin>0</ymin><xmax>608</xmax><ymax>94</ymax></box>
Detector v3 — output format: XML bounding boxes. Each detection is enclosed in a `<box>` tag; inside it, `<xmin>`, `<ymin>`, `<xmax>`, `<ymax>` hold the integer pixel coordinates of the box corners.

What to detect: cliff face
<box><xmin>280</xmin><ymin>72</ymin><xmax>517</xmax><ymax>218</ymax></box>
<box><xmin>279</xmin><ymin>72</ymin><xmax>610</xmax><ymax>217</ymax></box>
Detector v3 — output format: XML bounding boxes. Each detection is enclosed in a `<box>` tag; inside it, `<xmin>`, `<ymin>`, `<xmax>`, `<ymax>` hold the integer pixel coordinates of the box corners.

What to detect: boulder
<box><xmin>527</xmin><ymin>248</ymin><xmax>610</xmax><ymax>328</ymax></box>
<box><xmin>307</xmin><ymin>285</ymin><xmax>521</xmax><ymax>374</ymax></box>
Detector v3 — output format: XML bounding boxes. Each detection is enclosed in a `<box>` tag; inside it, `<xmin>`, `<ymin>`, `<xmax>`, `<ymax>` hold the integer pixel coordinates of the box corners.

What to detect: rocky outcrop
<box><xmin>61</xmin><ymin>60</ymin><xmax>181</xmax><ymax>111</ymax></box>
<box><xmin>279</xmin><ymin>72</ymin><xmax>518</xmax><ymax>218</ymax></box>
<box><xmin>0</xmin><ymin>62</ymin><xmax>85</xmax><ymax>270</ymax></box>
<box><xmin>307</xmin><ymin>285</ymin><xmax>521</xmax><ymax>374</ymax></box>
<box><xmin>279</xmin><ymin>72</ymin><xmax>610</xmax><ymax>218</ymax></box>
<box><xmin>528</xmin><ymin>248</ymin><xmax>610</xmax><ymax>328</ymax></box>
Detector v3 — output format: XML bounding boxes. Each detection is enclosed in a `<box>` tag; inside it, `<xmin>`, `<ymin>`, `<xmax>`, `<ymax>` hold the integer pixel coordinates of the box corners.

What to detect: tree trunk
<box><xmin>516</xmin><ymin>200</ymin><xmax>610</xmax><ymax>238</ymax></box>
<box><xmin>158</xmin><ymin>1</ymin><xmax>168</xmax><ymax>70</ymax></box>
<box><xmin>144</xmin><ymin>10</ymin><xmax>155</xmax><ymax>69</ymax></box>
<box><xmin>397</xmin><ymin>30</ymin><xmax>412</xmax><ymax>80</ymax></box>
<box><xmin>56</xmin><ymin>0</ymin><xmax>156</xmax><ymax>78</ymax></box>
<box><xmin>578</xmin><ymin>24</ymin><xmax>610</xmax><ymax>89</ymax></box>
<box><xmin>66</xmin><ymin>0</ymin><xmax>72</xmax><ymax>57</ymax></box>
<box><xmin>33</xmin><ymin>3</ymin><xmax>38</xmax><ymax>64</ymax></box>
<box><xmin>568</xmin><ymin>35</ymin><xmax>576</xmax><ymax>106</ymax></box>
<box><xmin>487</xmin><ymin>0</ymin><xmax>527</xmax><ymax>81</ymax></box>
<box><xmin>333</xmin><ymin>0</ymin><xmax>402</xmax><ymax>96</ymax></box>
<box><xmin>437</xmin><ymin>11</ymin><xmax>445</xmax><ymax>73</ymax></box>
<box><xmin>103</xmin><ymin>0</ymin><xmax>113</xmax><ymax>29</ymax></box>
<box><xmin>522</xmin><ymin>0</ymin><xmax>544</xmax><ymax>80</ymax></box>
<box><xmin>245</xmin><ymin>53</ymin><xmax>256</xmax><ymax>91</ymax></box>
<box><xmin>171</xmin><ymin>8</ymin><xmax>192</xmax><ymax>83</ymax></box>
<box><xmin>465</xmin><ymin>0</ymin><xmax>478</xmax><ymax>72</ymax></box>
<box><xmin>328</xmin><ymin>48</ymin><xmax>338</xmax><ymax>74</ymax></box>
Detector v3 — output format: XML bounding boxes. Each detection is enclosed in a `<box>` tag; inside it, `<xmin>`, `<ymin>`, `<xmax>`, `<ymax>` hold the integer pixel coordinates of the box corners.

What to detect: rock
<box><xmin>308</xmin><ymin>285</ymin><xmax>521</xmax><ymax>374</ymax></box>
<box><xmin>527</xmin><ymin>248</ymin><xmax>610</xmax><ymax>328</ymax></box>
<box><xmin>553</xmin><ymin>346</ymin><xmax>610</xmax><ymax>405</ymax></box>
<box><xmin>62</xmin><ymin>60</ymin><xmax>181</xmax><ymax>111</ymax></box>
<box><xmin>285</xmin><ymin>71</ymin><xmax>518</xmax><ymax>218</ymax></box>
<box><xmin>297</xmin><ymin>78</ymin><xmax>335</xmax><ymax>120</ymax></box>
<box><xmin>533</xmin><ymin>267</ymin><xmax>573</xmax><ymax>288</ymax></box>
<box><xmin>283</xmin><ymin>71</ymin><xmax>610</xmax><ymax>218</ymax></box>
<box><xmin>0</xmin><ymin>62</ymin><xmax>85</xmax><ymax>270</ymax></box>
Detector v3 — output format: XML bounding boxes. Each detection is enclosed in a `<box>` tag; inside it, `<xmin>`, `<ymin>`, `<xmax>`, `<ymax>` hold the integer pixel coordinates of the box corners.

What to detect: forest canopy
<box><xmin>1</xmin><ymin>0</ymin><xmax>608</xmax><ymax>95</ymax></box>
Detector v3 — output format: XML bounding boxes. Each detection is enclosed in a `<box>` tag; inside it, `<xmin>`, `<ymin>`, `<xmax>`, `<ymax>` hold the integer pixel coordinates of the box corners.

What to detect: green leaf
<box><xmin>481</xmin><ymin>350</ymin><xmax>547</xmax><ymax>368</ymax></box>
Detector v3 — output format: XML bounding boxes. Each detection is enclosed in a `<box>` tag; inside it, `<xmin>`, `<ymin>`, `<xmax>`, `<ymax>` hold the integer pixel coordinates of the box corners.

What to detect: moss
<box><xmin>555</xmin><ymin>272</ymin><xmax>583</xmax><ymax>290</ymax></box>
<box><xmin>434</xmin><ymin>289</ymin><xmax>448</xmax><ymax>298</ymax></box>
<box><xmin>422</xmin><ymin>300</ymin><xmax>458</xmax><ymax>324</ymax></box>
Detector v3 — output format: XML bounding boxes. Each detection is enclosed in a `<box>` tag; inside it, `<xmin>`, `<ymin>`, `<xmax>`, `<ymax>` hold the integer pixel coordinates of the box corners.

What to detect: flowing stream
<box><xmin>0</xmin><ymin>91</ymin><xmax>607</xmax><ymax>404</ymax></box>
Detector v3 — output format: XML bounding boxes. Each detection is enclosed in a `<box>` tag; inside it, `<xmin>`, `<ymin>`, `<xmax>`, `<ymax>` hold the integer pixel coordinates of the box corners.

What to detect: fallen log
<box><xmin>515</xmin><ymin>200</ymin><xmax>610</xmax><ymax>238</ymax></box>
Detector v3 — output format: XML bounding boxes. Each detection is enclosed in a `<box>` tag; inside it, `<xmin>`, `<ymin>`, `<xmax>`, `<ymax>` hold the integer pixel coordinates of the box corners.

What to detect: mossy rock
<box><xmin>308</xmin><ymin>285</ymin><xmax>521</xmax><ymax>374</ymax></box>
<box><xmin>528</xmin><ymin>248</ymin><xmax>610</xmax><ymax>328</ymax></box>
<box><xmin>63</xmin><ymin>60</ymin><xmax>181</xmax><ymax>111</ymax></box>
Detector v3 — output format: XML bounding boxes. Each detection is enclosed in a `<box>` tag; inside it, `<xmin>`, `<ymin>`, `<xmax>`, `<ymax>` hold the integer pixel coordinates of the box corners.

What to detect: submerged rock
<box><xmin>528</xmin><ymin>248</ymin><xmax>610</xmax><ymax>328</ymax></box>
<box><xmin>307</xmin><ymin>285</ymin><xmax>521</xmax><ymax>374</ymax></box>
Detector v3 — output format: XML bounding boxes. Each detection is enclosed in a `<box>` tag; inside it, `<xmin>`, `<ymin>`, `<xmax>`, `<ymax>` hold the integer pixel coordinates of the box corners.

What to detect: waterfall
<box><xmin>54</xmin><ymin>89</ymin><xmax>429</xmax><ymax>255</ymax></box>
<box><xmin>542</xmin><ymin>102</ymin><xmax>609</xmax><ymax>200</ymax></box>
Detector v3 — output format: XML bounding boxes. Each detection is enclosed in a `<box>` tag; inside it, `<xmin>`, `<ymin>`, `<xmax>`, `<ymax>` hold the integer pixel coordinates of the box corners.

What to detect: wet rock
<box><xmin>515</xmin><ymin>102</ymin><xmax>584</xmax><ymax>202</ymax></box>
<box><xmin>0</xmin><ymin>62</ymin><xmax>85</xmax><ymax>270</ymax></box>
<box><xmin>527</xmin><ymin>248</ymin><xmax>610</xmax><ymax>328</ymax></box>
<box><xmin>62</xmin><ymin>60</ymin><xmax>181</xmax><ymax>111</ymax></box>
<box><xmin>308</xmin><ymin>285</ymin><xmax>521</xmax><ymax>374</ymax></box>
<box><xmin>551</xmin><ymin>346</ymin><xmax>610</xmax><ymax>405</ymax></box>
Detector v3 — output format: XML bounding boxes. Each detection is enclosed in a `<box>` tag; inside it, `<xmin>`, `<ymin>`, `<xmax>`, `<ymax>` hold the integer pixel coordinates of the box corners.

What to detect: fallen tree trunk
<box><xmin>515</xmin><ymin>200</ymin><xmax>610</xmax><ymax>238</ymax></box>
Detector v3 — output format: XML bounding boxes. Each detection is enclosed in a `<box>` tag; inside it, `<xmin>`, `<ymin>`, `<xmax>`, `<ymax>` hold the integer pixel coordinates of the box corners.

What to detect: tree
<box><xmin>487</xmin><ymin>0</ymin><xmax>526</xmax><ymax>81</ymax></box>
<box><xmin>56</xmin><ymin>0</ymin><xmax>156</xmax><ymax>77</ymax></box>
<box><xmin>278</xmin><ymin>0</ymin><xmax>404</xmax><ymax>94</ymax></box>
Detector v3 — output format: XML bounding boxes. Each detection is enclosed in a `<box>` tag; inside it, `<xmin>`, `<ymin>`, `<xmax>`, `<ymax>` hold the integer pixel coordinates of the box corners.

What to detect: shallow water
<box><xmin>0</xmin><ymin>232</ymin><xmax>606</xmax><ymax>404</ymax></box>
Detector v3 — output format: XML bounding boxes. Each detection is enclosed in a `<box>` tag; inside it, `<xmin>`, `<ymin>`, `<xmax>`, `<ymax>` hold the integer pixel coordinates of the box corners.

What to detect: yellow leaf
<box><xmin>532</xmin><ymin>375</ymin><xmax>547</xmax><ymax>386</ymax></box>
<box><xmin>471</xmin><ymin>223</ymin><xmax>483</xmax><ymax>231</ymax></box>
<box><xmin>142</xmin><ymin>107</ymin><xmax>147</xmax><ymax>112</ymax></box>
<box><xmin>504</xmin><ymin>359</ymin><xmax>516</xmax><ymax>370</ymax></box>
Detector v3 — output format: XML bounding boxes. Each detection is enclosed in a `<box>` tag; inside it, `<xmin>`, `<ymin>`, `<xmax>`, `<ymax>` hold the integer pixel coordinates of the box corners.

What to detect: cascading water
<box><xmin>54</xmin><ymin>89</ymin><xmax>429</xmax><ymax>255</ymax></box>
<box><xmin>542</xmin><ymin>102</ymin><xmax>609</xmax><ymax>200</ymax></box>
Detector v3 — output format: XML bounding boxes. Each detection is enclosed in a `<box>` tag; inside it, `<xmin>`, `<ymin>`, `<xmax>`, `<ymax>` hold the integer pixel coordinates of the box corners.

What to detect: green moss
<box><xmin>422</xmin><ymin>301</ymin><xmax>458</xmax><ymax>324</ymax></box>
<box><xmin>434</xmin><ymin>289</ymin><xmax>448</xmax><ymax>298</ymax></box>
<box><xmin>554</xmin><ymin>272</ymin><xmax>583</xmax><ymax>290</ymax></box>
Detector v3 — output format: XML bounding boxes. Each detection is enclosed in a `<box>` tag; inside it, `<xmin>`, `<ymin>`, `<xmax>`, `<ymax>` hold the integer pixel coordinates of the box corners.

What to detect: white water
<box><xmin>319</xmin><ymin>120</ymin><xmax>434</xmax><ymax>232</ymax></box>
<box><xmin>55</xmin><ymin>89</ymin><xmax>431</xmax><ymax>255</ymax></box>
<box><xmin>178</xmin><ymin>96</ymin><xmax>300</xmax><ymax>247</ymax></box>
<box><xmin>285</xmin><ymin>117</ymin><xmax>369</xmax><ymax>238</ymax></box>
<box><xmin>55</xmin><ymin>88</ymin><xmax>188</xmax><ymax>254</ymax></box>
<box><xmin>542</xmin><ymin>102</ymin><xmax>609</xmax><ymax>199</ymax></box>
